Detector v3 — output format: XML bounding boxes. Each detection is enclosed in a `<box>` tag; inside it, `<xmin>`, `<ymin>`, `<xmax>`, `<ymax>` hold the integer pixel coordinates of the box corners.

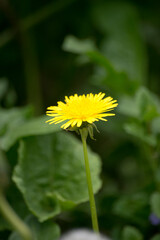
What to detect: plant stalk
<box><xmin>0</xmin><ymin>190</ymin><xmax>33</xmax><ymax>240</ymax></box>
<box><xmin>80</xmin><ymin>128</ymin><xmax>99</xmax><ymax>233</ymax></box>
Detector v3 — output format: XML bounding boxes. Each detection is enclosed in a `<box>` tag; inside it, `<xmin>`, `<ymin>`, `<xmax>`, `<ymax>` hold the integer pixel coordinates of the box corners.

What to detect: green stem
<box><xmin>80</xmin><ymin>128</ymin><xmax>99</xmax><ymax>233</ymax></box>
<box><xmin>0</xmin><ymin>190</ymin><xmax>33</xmax><ymax>240</ymax></box>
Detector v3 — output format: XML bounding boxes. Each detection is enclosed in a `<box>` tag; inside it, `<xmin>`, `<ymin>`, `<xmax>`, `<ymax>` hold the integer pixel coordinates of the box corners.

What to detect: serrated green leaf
<box><xmin>150</xmin><ymin>192</ymin><xmax>160</xmax><ymax>218</ymax></box>
<box><xmin>9</xmin><ymin>215</ymin><xmax>60</xmax><ymax>240</ymax></box>
<box><xmin>0</xmin><ymin>115</ymin><xmax>61</xmax><ymax>151</ymax></box>
<box><xmin>122</xmin><ymin>226</ymin><xmax>143</xmax><ymax>240</ymax></box>
<box><xmin>13</xmin><ymin>133</ymin><xmax>102</xmax><ymax>222</ymax></box>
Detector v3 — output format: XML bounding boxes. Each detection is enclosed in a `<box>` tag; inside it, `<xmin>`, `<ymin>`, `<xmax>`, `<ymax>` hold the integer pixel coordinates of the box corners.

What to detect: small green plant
<box><xmin>46</xmin><ymin>92</ymin><xmax>118</xmax><ymax>232</ymax></box>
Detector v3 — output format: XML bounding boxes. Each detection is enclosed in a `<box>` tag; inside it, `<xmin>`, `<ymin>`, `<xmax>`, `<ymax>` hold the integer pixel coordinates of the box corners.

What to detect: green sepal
<box><xmin>66</xmin><ymin>122</ymin><xmax>100</xmax><ymax>141</ymax></box>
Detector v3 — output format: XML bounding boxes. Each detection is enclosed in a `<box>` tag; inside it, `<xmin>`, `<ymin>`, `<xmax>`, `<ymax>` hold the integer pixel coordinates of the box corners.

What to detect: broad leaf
<box><xmin>13</xmin><ymin>133</ymin><xmax>102</xmax><ymax>221</ymax></box>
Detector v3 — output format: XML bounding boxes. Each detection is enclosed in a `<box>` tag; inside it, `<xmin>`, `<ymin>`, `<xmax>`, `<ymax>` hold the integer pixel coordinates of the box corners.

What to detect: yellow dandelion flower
<box><xmin>46</xmin><ymin>92</ymin><xmax>118</xmax><ymax>129</ymax></box>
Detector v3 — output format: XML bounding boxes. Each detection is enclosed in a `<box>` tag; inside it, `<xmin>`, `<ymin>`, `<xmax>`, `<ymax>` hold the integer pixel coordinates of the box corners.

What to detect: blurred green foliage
<box><xmin>0</xmin><ymin>0</ymin><xmax>160</xmax><ymax>239</ymax></box>
<box><xmin>122</xmin><ymin>226</ymin><xmax>143</xmax><ymax>240</ymax></box>
<box><xmin>9</xmin><ymin>216</ymin><xmax>60</xmax><ymax>240</ymax></box>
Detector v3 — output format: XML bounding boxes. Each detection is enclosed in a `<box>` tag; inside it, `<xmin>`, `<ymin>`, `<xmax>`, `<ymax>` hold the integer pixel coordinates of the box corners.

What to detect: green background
<box><xmin>0</xmin><ymin>0</ymin><xmax>160</xmax><ymax>239</ymax></box>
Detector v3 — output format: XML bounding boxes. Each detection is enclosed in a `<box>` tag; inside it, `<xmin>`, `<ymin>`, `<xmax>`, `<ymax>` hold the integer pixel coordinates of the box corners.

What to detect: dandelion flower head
<box><xmin>46</xmin><ymin>92</ymin><xmax>118</xmax><ymax>129</ymax></box>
